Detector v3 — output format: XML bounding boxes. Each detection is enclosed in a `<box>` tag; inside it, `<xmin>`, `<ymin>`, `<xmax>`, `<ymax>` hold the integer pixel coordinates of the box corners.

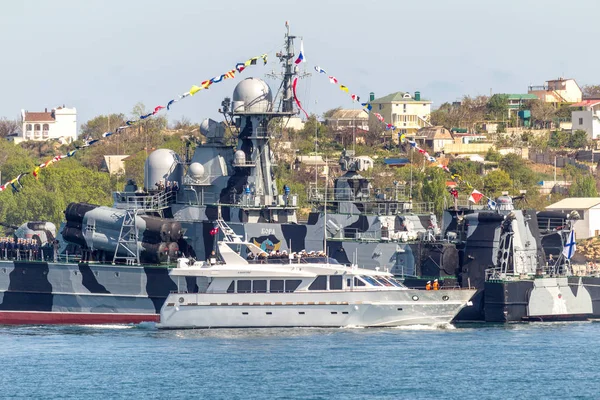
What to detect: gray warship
<box><xmin>1</xmin><ymin>26</ymin><xmax>599</xmax><ymax>324</ymax></box>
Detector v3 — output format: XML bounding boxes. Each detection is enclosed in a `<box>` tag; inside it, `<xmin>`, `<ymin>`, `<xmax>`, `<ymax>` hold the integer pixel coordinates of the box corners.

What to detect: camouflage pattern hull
<box><xmin>484</xmin><ymin>276</ymin><xmax>600</xmax><ymax>322</ymax></box>
<box><xmin>0</xmin><ymin>260</ymin><xmax>207</xmax><ymax>325</ymax></box>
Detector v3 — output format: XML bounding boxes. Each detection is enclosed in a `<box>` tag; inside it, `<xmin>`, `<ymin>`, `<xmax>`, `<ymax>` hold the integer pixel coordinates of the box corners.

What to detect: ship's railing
<box><xmin>113</xmin><ymin>190</ymin><xmax>175</xmax><ymax>210</ymax></box>
<box><xmin>537</xmin><ymin>217</ymin><xmax>567</xmax><ymax>232</ymax></box>
<box><xmin>308</xmin><ymin>186</ymin><xmax>410</xmax><ymax>203</ymax></box>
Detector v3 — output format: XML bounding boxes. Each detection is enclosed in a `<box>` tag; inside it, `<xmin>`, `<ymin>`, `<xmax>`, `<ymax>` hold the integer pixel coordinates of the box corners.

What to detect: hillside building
<box><xmin>528</xmin><ymin>78</ymin><xmax>582</xmax><ymax>104</ymax></box>
<box><xmin>369</xmin><ymin>91</ymin><xmax>432</xmax><ymax>142</ymax></box>
<box><xmin>570</xmin><ymin>100</ymin><xmax>600</xmax><ymax>140</ymax></box>
<box><xmin>20</xmin><ymin>106</ymin><xmax>77</xmax><ymax>143</ymax></box>
<box><xmin>546</xmin><ymin>197</ymin><xmax>600</xmax><ymax>239</ymax></box>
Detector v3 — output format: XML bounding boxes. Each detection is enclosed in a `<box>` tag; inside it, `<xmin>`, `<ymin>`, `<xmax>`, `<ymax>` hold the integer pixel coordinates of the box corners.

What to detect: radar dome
<box><xmin>199</xmin><ymin>119</ymin><xmax>210</xmax><ymax>136</ymax></box>
<box><xmin>234</xmin><ymin>150</ymin><xmax>246</xmax><ymax>165</ymax></box>
<box><xmin>232</xmin><ymin>78</ymin><xmax>273</xmax><ymax>113</ymax></box>
<box><xmin>188</xmin><ymin>162</ymin><xmax>205</xmax><ymax>179</ymax></box>
<box><xmin>144</xmin><ymin>149</ymin><xmax>183</xmax><ymax>191</ymax></box>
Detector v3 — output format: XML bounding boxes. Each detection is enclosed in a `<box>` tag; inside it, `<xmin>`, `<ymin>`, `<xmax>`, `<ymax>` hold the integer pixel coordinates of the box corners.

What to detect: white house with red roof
<box><xmin>20</xmin><ymin>106</ymin><xmax>77</xmax><ymax>143</ymax></box>
<box><xmin>571</xmin><ymin>100</ymin><xmax>600</xmax><ymax>140</ymax></box>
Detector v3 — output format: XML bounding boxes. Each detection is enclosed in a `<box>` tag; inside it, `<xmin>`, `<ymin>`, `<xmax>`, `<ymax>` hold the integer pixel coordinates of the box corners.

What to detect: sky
<box><xmin>2</xmin><ymin>0</ymin><xmax>600</xmax><ymax>129</ymax></box>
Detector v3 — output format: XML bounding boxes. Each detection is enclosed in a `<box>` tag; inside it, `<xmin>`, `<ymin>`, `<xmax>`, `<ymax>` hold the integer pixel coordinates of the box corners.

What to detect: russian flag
<box><xmin>295</xmin><ymin>40</ymin><xmax>305</xmax><ymax>64</ymax></box>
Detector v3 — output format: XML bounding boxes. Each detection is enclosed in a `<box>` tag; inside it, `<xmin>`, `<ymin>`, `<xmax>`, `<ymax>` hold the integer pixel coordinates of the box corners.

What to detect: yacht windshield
<box><xmin>374</xmin><ymin>277</ymin><xmax>394</xmax><ymax>287</ymax></box>
<box><xmin>361</xmin><ymin>276</ymin><xmax>382</xmax><ymax>286</ymax></box>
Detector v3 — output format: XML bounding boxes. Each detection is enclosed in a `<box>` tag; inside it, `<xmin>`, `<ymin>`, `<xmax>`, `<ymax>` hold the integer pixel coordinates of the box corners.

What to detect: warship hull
<box><xmin>484</xmin><ymin>276</ymin><xmax>600</xmax><ymax>322</ymax></box>
<box><xmin>0</xmin><ymin>260</ymin><xmax>205</xmax><ymax>325</ymax></box>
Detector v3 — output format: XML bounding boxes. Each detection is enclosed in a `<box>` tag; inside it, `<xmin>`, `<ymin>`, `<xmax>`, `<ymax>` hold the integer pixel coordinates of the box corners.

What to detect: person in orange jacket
<box><xmin>433</xmin><ymin>279</ymin><xmax>440</xmax><ymax>290</ymax></box>
<box><xmin>425</xmin><ymin>281</ymin><xmax>432</xmax><ymax>290</ymax></box>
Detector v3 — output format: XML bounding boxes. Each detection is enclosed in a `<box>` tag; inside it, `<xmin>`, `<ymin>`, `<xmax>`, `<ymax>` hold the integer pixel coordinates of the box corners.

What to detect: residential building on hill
<box><xmin>418</xmin><ymin>126</ymin><xmax>454</xmax><ymax>153</ymax></box>
<box><xmin>369</xmin><ymin>91</ymin><xmax>432</xmax><ymax>142</ymax></box>
<box><xmin>528</xmin><ymin>78</ymin><xmax>582</xmax><ymax>104</ymax></box>
<box><xmin>506</xmin><ymin>93</ymin><xmax>538</xmax><ymax>117</ymax></box>
<box><xmin>546</xmin><ymin>197</ymin><xmax>600</xmax><ymax>239</ymax></box>
<box><xmin>324</xmin><ymin>109</ymin><xmax>369</xmax><ymax>131</ymax></box>
<box><xmin>20</xmin><ymin>106</ymin><xmax>77</xmax><ymax>143</ymax></box>
<box><xmin>570</xmin><ymin>100</ymin><xmax>600</xmax><ymax>140</ymax></box>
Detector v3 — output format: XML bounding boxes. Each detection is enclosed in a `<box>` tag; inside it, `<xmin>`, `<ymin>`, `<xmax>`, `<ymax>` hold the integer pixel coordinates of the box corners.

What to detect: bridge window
<box><xmin>329</xmin><ymin>275</ymin><xmax>342</xmax><ymax>290</ymax></box>
<box><xmin>237</xmin><ymin>280</ymin><xmax>251</xmax><ymax>293</ymax></box>
<box><xmin>252</xmin><ymin>280</ymin><xmax>267</xmax><ymax>293</ymax></box>
<box><xmin>374</xmin><ymin>277</ymin><xmax>394</xmax><ymax>287</ymax></box>
<box><xmin>361</xmin><ymin>276</ymin><xmax>382</xmax><ymax>286</ymax></box>
<box><xmin>227</xmin><ymin>281</ymin><xmax>235</xmax><ymax>293</ymax></box>
<box><xmin>270</xmin><ymin>280</ymin><xmax>284</xmax><ymax>293</ymax></box>
<box><xmin>285</xmin><ymin>280</ymin><xmax>302</xmax><ymax>292</ymax></box>
<box><xmin>354</xmin><ymin>277</ymin><xmax>366</xmax><ymax>287</ymax></box>
<box><xmin>309</xmin><ymin>275</ymin><xmax>327</xmax><ymax>290</ymax></box>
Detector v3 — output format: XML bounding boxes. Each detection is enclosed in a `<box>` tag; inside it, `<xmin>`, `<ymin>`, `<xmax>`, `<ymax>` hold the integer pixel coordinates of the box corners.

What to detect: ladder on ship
<box><xmin>113</xmin><ymin>209</ymin><xmax>141</xmax><ymax>265</ymax></box>
<box><xmin>216</xmin><ymin>219</ymin><xmax>244</xmax><ymax>243</ymax></box>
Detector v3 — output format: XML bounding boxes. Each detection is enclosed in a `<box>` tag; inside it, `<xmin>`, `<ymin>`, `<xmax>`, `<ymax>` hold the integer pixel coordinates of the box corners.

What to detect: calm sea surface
<box><xmin>0</xmin><ymin>322</ymin><xmax>599</xmax><ymax>400</ymax></box>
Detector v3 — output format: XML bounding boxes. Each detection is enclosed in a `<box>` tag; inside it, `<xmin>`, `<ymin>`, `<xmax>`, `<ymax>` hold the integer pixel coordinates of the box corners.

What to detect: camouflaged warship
<box><xmin>0</xmin><ymin>27</ymin><xmax>445</xmax><ymax>324</ymax></box>
<box><xmin>420</xmin><ymin>196</ymin><xmax>600</xmax><ymax>322</ymax></box>
<box><xmin>1</xmin><ymin>26</ymin><xmax>599</xmax><ymax>324</ymax></box>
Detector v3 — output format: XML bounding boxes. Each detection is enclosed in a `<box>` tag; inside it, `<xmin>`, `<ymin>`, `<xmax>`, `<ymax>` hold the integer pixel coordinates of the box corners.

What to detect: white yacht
<box><xmin>158</xmin><ymin>239</ymin><xmax>476</xmax><ymax>329</ymax></box>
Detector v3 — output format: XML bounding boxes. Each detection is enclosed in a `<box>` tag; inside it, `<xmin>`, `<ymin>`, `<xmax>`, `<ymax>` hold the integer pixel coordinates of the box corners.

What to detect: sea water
<box><xmin>0</xmin><ymin>322</ymin><xmax>599</xmax><ymax>399</ymax></box>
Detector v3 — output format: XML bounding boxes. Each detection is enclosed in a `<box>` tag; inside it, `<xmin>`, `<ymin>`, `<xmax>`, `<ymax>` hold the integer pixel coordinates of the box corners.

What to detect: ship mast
<box><xmin>268</xmin><ymin>21</ymin><xmax>309</xmax><ymax>114</ymax></box>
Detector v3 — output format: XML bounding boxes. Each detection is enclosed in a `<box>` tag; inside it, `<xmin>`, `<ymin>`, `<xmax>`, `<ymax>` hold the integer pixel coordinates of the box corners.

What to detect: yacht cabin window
<box><xmin>270</xmin><ymin>280</ymin><xmax>284</xmax><ymax>293</ymax></box>
<box><xmin>252</xmin><ymin>280</ymin><xmax>267</xmax><ymax>293</ymax></box>
<box><xmin>308</xmin><ymin>275</ymin><xmax>328</xmax><ymax>290</ymax></box>
<box><xmin>237</xmin><ymin>280</ymin><xmax>251</xmax><ymax>293</ymax></box>
<box><xmin>329</xmin><ymin>275</ymin><xmax>343</xmax><ymax>290</ymax></box>
<box><xmin>284</xmin><ymin>280</ymin><xmax>302</xmax><ymax>292</ymax></box>
<box><xmin>227</xmin><ymin>281</ymin><xmax>235</xmax><ymax>293</ymax></box>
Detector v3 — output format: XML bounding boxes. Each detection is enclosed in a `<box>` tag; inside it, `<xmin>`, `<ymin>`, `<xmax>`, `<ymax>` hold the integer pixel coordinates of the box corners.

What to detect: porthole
<box><xmin>412</xmin><ymin>295</ymin><xmax>419</xmax><ymax>301</ymax></box>
<box><xmin>442</xmin><ymin>295</ymin><xmax>449</xmax><ymax>301</ymax></box>
<box><xmin>114</xmin><ymin>271</ymin><xmax>120</xmax><ymax>277</ymax></box>
<box><xmin>22</xmin><ymin>270</ymin><xmax>26</xmax><ymax>274</ymax></box>
<box><xmin>73</xmin><ymin>271</ymin><xmax>78</xmax><ymax>276</ymax></box>
<box><xmin>94</xmin><ymin>271</ymin><xmax>99</xmax><ymax>277</ymax></box>
<box><xmin>178</xmin><ymin>297</ymin><xmax>184</xmax><ymax>303</ymax></box>
<box><xmin>1</xmin><ymin>268</ymin><xmax>6</xmax><ymax>273</ymax></box>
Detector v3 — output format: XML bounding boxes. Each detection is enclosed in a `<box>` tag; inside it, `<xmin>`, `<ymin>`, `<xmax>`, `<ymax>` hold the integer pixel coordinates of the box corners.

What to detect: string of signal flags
<box><xmin>303</xmin><ymin>61</ymin><xmax>497</xmax><ymax>208</ymax></box>
<box><xmin>0</xmin><ymin>53</ymin><xmax>269</xmax><ymax>194</ymax></box>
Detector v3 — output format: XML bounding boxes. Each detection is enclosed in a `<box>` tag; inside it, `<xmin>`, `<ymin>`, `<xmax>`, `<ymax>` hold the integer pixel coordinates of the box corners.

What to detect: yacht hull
<box><xmin>158</xmin><ymin>289</ymin><xmax>475</xmax><ymax>329</ymax></box>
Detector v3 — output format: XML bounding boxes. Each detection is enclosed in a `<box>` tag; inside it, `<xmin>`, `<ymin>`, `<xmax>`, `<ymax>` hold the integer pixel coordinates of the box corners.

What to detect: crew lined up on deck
<box><xmin>154</xmin><ymin>180</ymin><xmax>180</xmax><ymax>193</ymax></box>
<box><xmin>0</xmin><ymin>238</ymin><xmax>59</xmax><ymax>262</ymax></box>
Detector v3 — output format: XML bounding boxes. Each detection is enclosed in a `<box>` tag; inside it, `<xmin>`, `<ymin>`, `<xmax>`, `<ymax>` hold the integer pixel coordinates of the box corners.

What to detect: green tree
<box><xmin>498</xmin><ymin>153</ymin><xmax>536</xmax><ymax>188</ymax></box>
<box><xmin>487</xmin><ymin>94</ymin><xmax>509</xmax><ymax>120</ymax></box>
<box><xmin>569</xmin><ymin>130</ymin><xmax>589</xmax><ymax>149</ymax></box>
<box><xmin>484</xmin><ymin>170</ymin><xmax>513</xmax><ymax>197</ymax></box>
<box><xmin>548</xmin><ymin>130</ymin><xmax>570</xmax><ymax>148</ymax></box>
<box><xmin>485</xmin><ymin>148</ymin><xmax>502</xmax><ymax>162</ymax></box>
<box><xmin>569</xmin><ymin>174</ymin><xmax>598</xmax><ymax>197</ymax></box>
